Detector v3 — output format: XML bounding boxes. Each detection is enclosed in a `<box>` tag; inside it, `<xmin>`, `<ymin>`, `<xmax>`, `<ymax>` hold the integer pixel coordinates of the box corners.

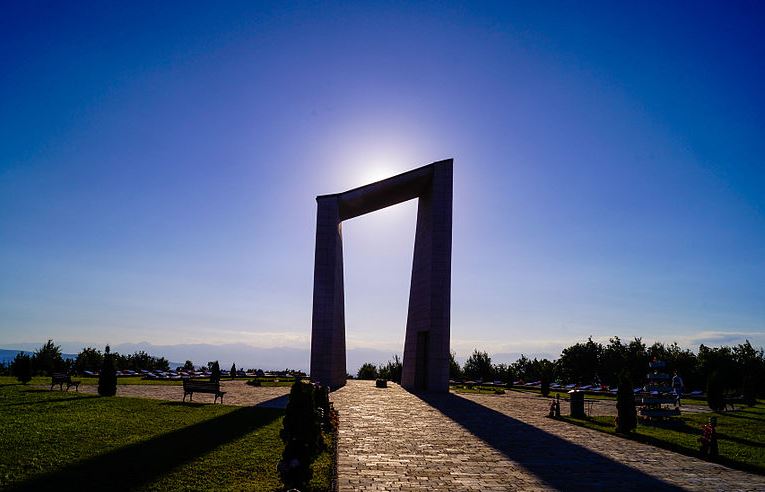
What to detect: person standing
<box><xmin>672</xmin><ymin>370</ymin><xmax>684</xmax><ymax>406</ymax></box>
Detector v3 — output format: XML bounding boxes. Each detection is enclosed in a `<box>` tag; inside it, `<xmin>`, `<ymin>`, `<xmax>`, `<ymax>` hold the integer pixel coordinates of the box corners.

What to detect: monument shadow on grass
<box><xmin>7</xmin><ymin>398</ymin><xmax>285</xmax><ymax>492</ymax></box>
<box><xmin>416</xmin><ymin>392</ymin><xmax>684</xmax><ymax>491</ymax></box>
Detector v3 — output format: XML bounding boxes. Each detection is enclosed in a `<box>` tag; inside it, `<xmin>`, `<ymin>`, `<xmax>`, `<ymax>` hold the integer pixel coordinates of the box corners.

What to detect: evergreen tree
<box><xmin>230</xmin><ymin>363</ymin><xmax>237</xmax><ymax>379</ymax></box>
<box><xmin>616</xmin><ymin>372</ymin><xmax>637</xmax><ymax>433</ymax></box>
<box><xmin>12</xmin><ymin>352</ymin><xmax>32</xmax><ymax>384</ymax></box>
<box><xmin>98</xmin><ymin>345</ymin><xmax>117</xmax><ymax>396</ymax></box>
<box><xmin>32</xmin><ymin>339</ymin><xmax>64</xmax><ymax>376</ymax></box>
<box><xmin>449</xmin><ymin>351</ymin><xmax>463</xmax><ymax>380</ymax></box>
<box><xmin>75</xmin><ymin>347</ymin><xmax>103</xmax><ymax>374</ymax></box>
<box><xmin>357</xmin><ymin>363</ymin><xmax>378</xmax><ymax>380</ymax></box>
<box><xmin>463</xmin><ymin>349</ymin><xmax>494</xmax><ymax>381</ymax></box>
<box><xmin>210</xmin><ymin>361</ymin><xmax>221</xmax><ymax>383</ymax></box>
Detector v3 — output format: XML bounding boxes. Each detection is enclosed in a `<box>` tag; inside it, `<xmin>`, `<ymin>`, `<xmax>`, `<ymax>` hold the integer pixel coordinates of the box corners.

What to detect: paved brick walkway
<box><xmin>332</xmin><ymin>380</ymin><xmax>765</xmax><ymax>491</ymax></box>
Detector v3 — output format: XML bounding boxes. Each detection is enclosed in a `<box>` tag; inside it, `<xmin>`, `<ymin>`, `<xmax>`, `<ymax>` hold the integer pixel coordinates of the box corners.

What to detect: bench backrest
<box><xmin>52</xmin><ymin>373</ymin><xmax>70</xmax><ymax>382</ymax></box>
<box><xmin>183</xmin><ymin>379</ymin><xmax>220</xmax><ymax>391</ymax></box>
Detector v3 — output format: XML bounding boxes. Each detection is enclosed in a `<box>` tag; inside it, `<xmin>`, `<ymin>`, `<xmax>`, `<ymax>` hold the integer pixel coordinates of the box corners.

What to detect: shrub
<box><xmin>210</xmin><ymin>361</ymin><xmax>221</xmax><ymax>383</ymax></box>
<box><xmin>357</xmin><ymin>363</ymin><xmax>378</xmax><ymax>380</ymax></box>
<box><xmin>74</xmin><ymin>347</ymin><xmax>103</xmax><ymax>374</ymax></box>
<box><xmin>615</xmin><ymin>372</ymin><xmax>637</xmax><ymax>433</ymax></box>
<box><xmin>540</xmin><ymin>377</ymin><xmax>550</xmax><ymax>397</ymax></box>
<box><xmin>12</xmin><ymin>353</ymin><xmax>32</xmax><ymax>384</ymax></box>
<box><xmin>463</xmin><ymin>349</ymin><xmax>494</xmax><ymax>381</ymax></box>
<box><xmin>707</xmin><ymin>371</ymin><xmax>725</xmax><ymax>412</ymax></box>
<box><xmin>279</xmin><ymin>381</ymin><xmax>323</xmax><ymax>489</ymax></box>
<box><xmin>313</xmin><ymin>384</ymin><xmax>332</xmax><ymax>429</ymax></box>
<box><xmin>377</xmin><ymin>355</ymin><xmax>402</xmax><ymax>383</ymax></box>
<box><xmin>98</xmin><ymin>346</ymin><xmax>117</xmax><ymax>397</ymax></box>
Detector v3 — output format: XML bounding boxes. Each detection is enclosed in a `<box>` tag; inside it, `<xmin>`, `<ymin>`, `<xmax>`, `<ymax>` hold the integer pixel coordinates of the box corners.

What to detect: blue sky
<box><xmin>1</xmin><ymin>1</ymin><xmax>763</xmax><ymax>363</ymax></box>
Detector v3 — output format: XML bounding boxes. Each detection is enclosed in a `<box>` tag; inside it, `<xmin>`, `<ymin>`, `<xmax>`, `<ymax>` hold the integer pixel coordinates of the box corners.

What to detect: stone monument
<box><xmin>310</xmin><ymin>159</ymin><xmax>453</xmax><ymax>392</ymax></box>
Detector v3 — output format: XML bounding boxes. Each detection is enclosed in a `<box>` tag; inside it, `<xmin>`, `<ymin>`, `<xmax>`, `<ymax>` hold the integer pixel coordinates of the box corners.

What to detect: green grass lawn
<box><xmin>0</xmin><ymin>383</ymin><xmax>332</xmax><ymax>491</ymax></box>
<box><xmin>451</xmin><ymin>384</ymin><xmax>506</xmax><ymax>395</ymax></box>
<box><xmin>561</xmin><ymin>401</ymin><xmax>765</xmax><ymax>475</ymax></box>
<box><xmin>247</xmin><ymin>378</ymin><xmax>303</xmax><ymax>388</ymax></box>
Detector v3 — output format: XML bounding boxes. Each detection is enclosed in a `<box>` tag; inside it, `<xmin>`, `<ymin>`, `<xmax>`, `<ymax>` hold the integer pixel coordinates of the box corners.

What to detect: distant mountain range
<box><xmin>0</xmin><ymin>349</ymin><xmax>77</xmax><ymax>365</ymax></box>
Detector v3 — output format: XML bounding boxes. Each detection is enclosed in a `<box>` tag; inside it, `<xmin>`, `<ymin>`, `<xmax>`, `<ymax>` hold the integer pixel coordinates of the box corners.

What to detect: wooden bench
<box><xmin>182</xmin><ymin>379</ymin><xmax>226</xmax><ymax>404</ymax></box>
<box><xmin>51</xmin><ymin>373</ymin><xmax>80</xmax><ymax>392</ymax></box>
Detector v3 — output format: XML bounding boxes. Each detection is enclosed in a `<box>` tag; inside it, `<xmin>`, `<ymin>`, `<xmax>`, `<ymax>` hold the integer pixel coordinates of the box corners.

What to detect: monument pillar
<box><xmin>309</xmin><ymin>196</ymin><xmax>347</xmax><ymax>389</ymax></box>
<box><xmin>310</xmin><ymin>159</ymin><xmax>452</xmax><ymax>392</ymax></box>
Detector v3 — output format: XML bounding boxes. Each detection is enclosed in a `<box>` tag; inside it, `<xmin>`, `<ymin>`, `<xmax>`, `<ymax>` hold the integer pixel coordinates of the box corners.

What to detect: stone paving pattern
<box><xmin>332</xmin><ymin>380</ymin><xmax>765</xmax><ymax>491</ymax></box>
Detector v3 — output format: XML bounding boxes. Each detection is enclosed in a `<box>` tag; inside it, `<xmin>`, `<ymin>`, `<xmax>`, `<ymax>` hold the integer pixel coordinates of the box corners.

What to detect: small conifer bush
<box><xmin>98</xmin><ymin>345</ymin><xmax>117</xmax><ymax>397</ymax></box>
<box><xmin>210</xmin><ymin>361</ymin><xmax>221</xmax><ymax>383</ymax></box>
<box><xmin>707</xmin><ymin>371</ymin><xmax>725</xmax><ymax>412</ymax></box>
<box><xmin>616</xmin><ymin>372</ymin><xmax>637</xmax><ymax>433</ymax></box>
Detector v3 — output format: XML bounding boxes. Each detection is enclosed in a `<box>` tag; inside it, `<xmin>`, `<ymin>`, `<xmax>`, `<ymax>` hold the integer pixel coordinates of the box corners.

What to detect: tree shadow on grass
<box><xmin>417</xmin><ymin>392</ymin><xmax>684</xmax><ymax>491</ymax></box>
<box><xmin>159</xmin><ymin>401</ymin><xmax>208</xmax><ymax>408</ymax></box>
<box><xmin>7</xmin><ymin>401</ymin><xmax>285</xmax><ymax>491</ymax></box>
<box><xmin>2</xmin><ymin>394</ymin><xmax>99</xmax><ymax>407</ymax></box>
<box><xmin>716</xmin><ymin>411</ymin><xmax>761</xmax><ymax>422</ymax></box>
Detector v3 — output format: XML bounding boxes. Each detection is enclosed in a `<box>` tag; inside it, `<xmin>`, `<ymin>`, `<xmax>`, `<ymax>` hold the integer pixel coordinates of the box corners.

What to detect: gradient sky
<box><xmin>1</xmin><ymin>1</ymin><xmax>763</xmax><ymax>360</ymax></box>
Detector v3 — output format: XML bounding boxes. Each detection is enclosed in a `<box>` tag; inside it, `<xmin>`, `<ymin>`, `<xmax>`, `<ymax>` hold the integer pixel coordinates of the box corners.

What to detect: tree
<box><xmin>98</xmin><ymin>345</ymin><xmax>117</xmax><ymax>396</ymax></box>
<box><xmin>378</xmin><ymin>356</ymin><xmax>402</xmax><ymax>383</ymax></box>
<box><xmin>210</xmin><ymin>361</ymin><xmax>221</xmax><ymax>383</ymax></box>
<box><xmin>511</xmin><ymin>354</ymin><xmax>533</xmax><ymax>382</ymax></box>
<box><xmin>733</xmin><ymin>340</ymin><xmax>763</xmax><ymax>405</ymax></box>
<box><xmin>33</xmin><ymin>339</ymin><xmax>64</xmax><ymax>376</ymax></box>
<box><xmin>616</xmin><ymin>372</ymin><xmax>637</xmax><ymax>433</ymax></box>
<box><xmin>493</xmin><ymin>363</ymin><xmax>512</xmax><ymax>384</ymax></box>
<box><xmin>557</xmin><ymin>337</ymin><xmax>602</xmax><ymax>384</ymax></box>
<box><xmin>75</xmin><ymin>347</ymin><xmax>103</xmax><ymax>374</ymax></box>
<box><xmin>449</xmin><ymin>351</ymin><xmax>462</xmax><ymax>380</ymax></box>
<box><xmin>463</xmin><ymin>349</ymin><xmax>493</xmax><ymax>381</ymax></box>
<box><xmin>12</xmin><ymin>352</ymin><xmax>32</xmax><ymax>384</ymax></box>
<box><xmin>182</xmin><ymin>360</ymin><xmax>194</xmax><ymax>371</ymax></box>
<box><xmin>230</xmin><ymin>363</ymin><xmax>237</xmax><ymax>380</ymax></box>
<box><xmin>357</xmin><ymin>363</ymin><xmax>378</xmax><ymax>380</ymax></box>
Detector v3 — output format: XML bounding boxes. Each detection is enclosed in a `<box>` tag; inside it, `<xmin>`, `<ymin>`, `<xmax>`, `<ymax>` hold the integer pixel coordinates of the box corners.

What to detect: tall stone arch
<box><xmin>310</xmin><ymin>159</ymin><xmax>452</xmax><ymax>392</ymax></box>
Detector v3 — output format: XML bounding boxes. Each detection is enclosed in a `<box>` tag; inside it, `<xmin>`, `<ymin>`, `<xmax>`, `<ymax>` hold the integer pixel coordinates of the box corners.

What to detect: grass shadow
<box><xmin>254</xmin><ymin>394</ymin><xmax>289</xmax><ymax>409</ymax></box>
<box><xmin>1</xmin><ymin>394</ymin><xmax>99</xmax><ymax>407</ymax></box>
<box><xmin>6</xmin><ymin>405</ymin><xmax>283</xmax><ymax>491</ymax></box>
<box><xmin>561</xmin><ymin>414</ymin><xmax>765</xmax><ymax>476</ymax></box>
<box><xmin>417</xmin><ymin>392</ymin><xmax>684</xmax><ymax>491</ymax></box>
<box><xmin>159</xmin><ymin>401</ymin><xmax>207</xmax><ymax>408</ymax></box>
